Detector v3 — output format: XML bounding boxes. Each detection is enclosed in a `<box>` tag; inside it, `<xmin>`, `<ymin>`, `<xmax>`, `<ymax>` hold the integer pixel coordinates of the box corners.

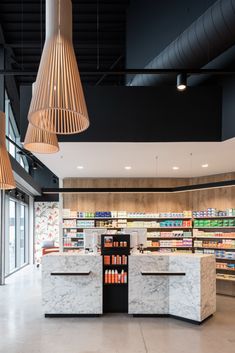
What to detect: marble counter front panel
<box><xmin>129</xmin><ymin>253</ymin><xmax>216</xmax><ymax>322</ymax></box>
<box><xmin>129</xmin><ymin>255</ymin><xmax>169</xmax><ymax>314</ymax></box>
<box><xmin>42</xmin><ymin>253</ymin><xmax>102</xmax><ymax>315</ymax></box>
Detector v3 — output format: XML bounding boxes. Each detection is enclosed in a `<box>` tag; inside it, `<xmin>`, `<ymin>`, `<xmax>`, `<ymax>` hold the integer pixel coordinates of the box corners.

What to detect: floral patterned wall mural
<box><xmin>34</xmin><ymin>202</ymin><xmax>59</xmax><ymax>264</ymax></box>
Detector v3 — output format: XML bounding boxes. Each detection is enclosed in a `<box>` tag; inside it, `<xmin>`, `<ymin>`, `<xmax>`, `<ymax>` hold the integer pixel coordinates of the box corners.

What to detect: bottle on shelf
<box><xmin>115</xmin><ymin>270</ymin><xmax>118</xmax><ymax>283</ymax></box>
<box><xmin>111</xmin><ymin>270</ymin><xmax>115</xmax><ymax>283</ymax></box>
<box><xmin>121</xmin><ymin>270</ymin><xmax>124</xmax><ymax>283</ymax></box>
<box><xmin>105</xmin><ymin>270</ymin><xmax>108</xmax><ymax>283</ymax></box>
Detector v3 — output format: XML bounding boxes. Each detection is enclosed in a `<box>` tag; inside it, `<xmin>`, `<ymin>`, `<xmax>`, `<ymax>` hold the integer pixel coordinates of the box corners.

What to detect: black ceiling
<box><xmin>0</xmin><ymin>0</ymin><xmax>130</xmax><ymax>88</ymax></box>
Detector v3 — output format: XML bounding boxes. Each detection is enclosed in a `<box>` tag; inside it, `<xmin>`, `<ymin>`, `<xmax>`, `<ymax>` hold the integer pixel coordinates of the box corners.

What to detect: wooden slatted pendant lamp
<box><xmin>0</xmin><ymin>112</ymin><xmax>16</xmax><ymax>189</ymax></box>
<box><xmin>28</xmin><ymin>0</ymin><xmax>89</xmax><ymax>135</ymax></box>
<box><xmin>23</xmin><ymin>123</ymin><xmax>59</xmax><ymax>153</ymax></box>
<box><xmin>24</xmin><ymin>83</ymin><xmax>59</xmax><ymax>153</ymax></box>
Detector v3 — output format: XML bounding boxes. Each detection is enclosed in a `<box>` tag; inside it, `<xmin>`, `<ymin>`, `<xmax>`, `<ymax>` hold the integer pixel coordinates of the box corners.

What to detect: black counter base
<box><xmin>132</xmin><ymin>314</ymin><xmax>213</xmax><ymax>325</ymax></box>
<box><xmin>45</xmin><ymin>314</ymin><xmax>101</xmax><ymax>318</ymax></box>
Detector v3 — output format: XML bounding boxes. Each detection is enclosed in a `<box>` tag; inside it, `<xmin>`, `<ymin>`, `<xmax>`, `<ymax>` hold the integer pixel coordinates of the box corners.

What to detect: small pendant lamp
<box><xmin>0</xmin><ymin>112</ymin><xmax>16</xmax><ymax>190</ymax></box>
<box><xmin>23</xmin><ymin>124</ymin><xmax>59</xmax><ymax>154</ymax></box>
<box><xmin>28</xmin><ymin>0</ymin><xmax>89</xmax><ymax>135</ymax></box>
<box><xmin>24</xmin><ymin>83</ymin><xmax>59</xmax><ymax>154</ymax></box>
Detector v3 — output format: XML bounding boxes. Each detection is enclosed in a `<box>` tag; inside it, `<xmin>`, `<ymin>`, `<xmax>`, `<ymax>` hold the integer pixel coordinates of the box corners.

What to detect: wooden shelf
<box><xmin>147</xmin><ymin>236</ymin><xmax>192</xmax><ymax>240</ymax></box>
<box><xmin>195</xmin><ymin>227</ymin><xmax>235</xmax><ymax>229</ymax></box>
<box><xmin>63</xmin><ymin>226</ymin><xmax>192</xmax><ymax>230</ymax></box>
<box><xmin>63</xmin><ymin>217</ymin><xmax>192</xmax><ymax>220</ymax></box>
<box><xmin>146</xmin><ymin>227</ymin><xmax>192</xmax><ymax>230</ymax></box>
<box><xmin>194</xmin><ymin>216</ymin><xmax>235</xmax><ymax>219</ymax></box>
<box><xmin>63</xmin><ymin>246</ymin><xmax>84</xmax><ymax>249</ymax></box>
<box><xmin>216</xmin><ymin>268</ymin><xmax>235</xmax><ymax>272</ymax></box>
<box><xmin>193</xmin><ymin>236</ymin><xmax>235</xmax><ymax>240</ymax></box>
<box><xmin>146</xmin><ymin>246</ymin><xmax>192</xmax><ymax>249</ymax></box>
<box><xmin>216</xmin><ymin>276</ymin><xmax>235</xmax><ymax>282</ymax></box>
<box><xmin>194</xmin><ymin>247</ymin><xmax>235</xmax><ymax>250</ymax></box>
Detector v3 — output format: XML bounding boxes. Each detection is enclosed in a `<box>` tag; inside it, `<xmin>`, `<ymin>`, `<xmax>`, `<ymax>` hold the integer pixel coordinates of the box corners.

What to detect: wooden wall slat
<box><xmin>63</xmin><ymin>174</ymin><xmax>235</xmax><ymax>212</ymax></box>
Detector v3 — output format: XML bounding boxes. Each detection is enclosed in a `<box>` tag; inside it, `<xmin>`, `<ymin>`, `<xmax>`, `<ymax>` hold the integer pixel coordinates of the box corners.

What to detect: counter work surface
<box><xmin>41</xmin><ymin>252</ymin><xmax>216</xmax><ymax>322</ymax></box>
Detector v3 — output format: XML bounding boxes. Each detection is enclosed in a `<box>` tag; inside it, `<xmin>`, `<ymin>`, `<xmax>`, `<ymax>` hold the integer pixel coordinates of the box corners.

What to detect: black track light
<box><xmin>177</xmin><ymin>73</ymin><xmax>187</xmax><ymax>91</ymax></box>
<box><xmin>17</xmin><ymin>150</ymin><xmax>24</xmax><ymax>155</ymax></box>
<box><xmin>32</xmin><ymin>162</ymin><xmax>38</xmax><ymax>170</ymax></box>
<box><xmin>52</xmin><ymin>175</ymin><xmax>58</xmax><ymax>184</ymax></box>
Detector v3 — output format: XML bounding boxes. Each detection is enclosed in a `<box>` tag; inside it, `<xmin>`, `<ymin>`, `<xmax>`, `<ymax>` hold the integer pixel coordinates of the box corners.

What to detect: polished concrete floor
<box><xmin>0</xmin><ymin>266</ymin><xmax>235</xmax><ymax>353</ymax></box>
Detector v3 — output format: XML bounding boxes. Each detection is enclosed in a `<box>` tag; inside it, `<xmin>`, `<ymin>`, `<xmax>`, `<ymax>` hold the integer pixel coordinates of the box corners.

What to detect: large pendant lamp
<box><xmin>28</xmin><ymin>0</ymin><xmax>89</xmax><ymax>134</ymax></box>
<box><xmin>0</xmin><ymin>112</ymin><xmax>16</xmax><ymax>189</ymax></box>
<box><xmin>24</xmin><ymin>83</ymin><xmax>59</xmax><ymax>153</ymax></box>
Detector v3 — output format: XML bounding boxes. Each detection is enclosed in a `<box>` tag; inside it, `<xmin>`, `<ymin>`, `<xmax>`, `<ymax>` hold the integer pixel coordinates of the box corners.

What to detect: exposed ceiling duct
<box><xmin>130</xmin><ymin>0</ymin><xmax>235</xmax><ymax>86</ymax></box>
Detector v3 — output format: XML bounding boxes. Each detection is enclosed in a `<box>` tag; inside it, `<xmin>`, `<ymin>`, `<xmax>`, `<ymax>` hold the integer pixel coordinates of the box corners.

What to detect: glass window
<box><xmin>20</xmin><ymin>204</ymin><xmax>26</xmax><ymax>266</ymax></box>
<box><xmin>9</xmin><ymin>199</ymin><xmax>16</xmax><ymax>272</ymax></box>
<box><xmin>8</xmin><ymin>121</ymin><xmax>16</xmax><ymax>158</ymax></box>
<box><xmin>19</xmin><ymin>157</ymin><xmax>25</xmax><ymax>169</ymax></box>
<box><xmin>4</xmin><ymin>90</ymin><xmax>29</xmax><ymax>172</ymax></box>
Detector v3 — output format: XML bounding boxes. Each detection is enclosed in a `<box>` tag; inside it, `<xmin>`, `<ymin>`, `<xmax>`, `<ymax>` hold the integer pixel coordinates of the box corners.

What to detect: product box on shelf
<box><xmin>63</xmin><ymin>219</ymin><xmax>77</xmax><ymax>228</ymax></box>
<box><xmin>76</xmin><ymin>220</ymin><xmax>95</xmax><ymax>228</ymax></box>
<box><xmin>193</xmin><ymin>208</ymin><xmax>235</xmax><ymax>218</ymax></box>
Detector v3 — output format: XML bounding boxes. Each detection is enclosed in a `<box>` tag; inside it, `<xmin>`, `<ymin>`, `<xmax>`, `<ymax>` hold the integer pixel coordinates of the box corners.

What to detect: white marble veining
<box><xmin>200</xmin><ymin>255</ymin><xmax>217</xmax><ymax>321</ymax></box>
<box><xmin>129</xmin><ymin>255</ymin><xmax>169</xmax><ymax>314</ymax></box>
<box><xmin>169</xmin><ymin>255</ymin><xmax>201</xmax><ymax>321</ymax></box>
<box><xmin>42</xmin><ymin>253</ymin><xmax>102</xmax><ymax>314</ymax></box>
<box><xmin>129</xmin><ymin>253</ymin><xmax>216</xmax><ymax>322</ymax></box>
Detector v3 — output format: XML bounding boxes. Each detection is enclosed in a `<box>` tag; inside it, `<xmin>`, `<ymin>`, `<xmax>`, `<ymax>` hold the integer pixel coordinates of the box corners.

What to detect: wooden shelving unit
<box><xmin>193</xmin><ymin>216</ymin><xmax>235</xmax><ymax>282</ymax></box>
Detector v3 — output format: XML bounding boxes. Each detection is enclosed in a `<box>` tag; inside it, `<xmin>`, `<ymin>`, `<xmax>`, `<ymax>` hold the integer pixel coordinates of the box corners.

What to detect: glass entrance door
<box><xmin>20</xmin><ymin>204</ymin><xmax>26</xmax><ymax>266</ymax></box>
<box><xmin>5</xmin><ymin>195</ymin><xmax>29</xmax><ymax>276</ymax></box>
<box><xmin>9</xmin><ymin>199</ymin><xmax>16</xmax><ymax>272</ymax></box>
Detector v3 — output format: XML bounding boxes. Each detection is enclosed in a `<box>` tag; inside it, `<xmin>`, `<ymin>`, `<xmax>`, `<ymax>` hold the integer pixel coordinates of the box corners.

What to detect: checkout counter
<box><xmin>41</xmin><ymin>229</ymin><xmax>216</xmax><ymax>323</ymax></box>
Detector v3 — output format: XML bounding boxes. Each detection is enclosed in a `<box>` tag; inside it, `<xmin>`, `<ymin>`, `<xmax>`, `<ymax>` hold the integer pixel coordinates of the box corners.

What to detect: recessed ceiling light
<box><xmin>202</xmin><ymin>163</ymin><xmax>208</xmax><ymax>168</ymax></box>
<box><xmin>172</xmin><ymin>166</ymin><xmax>179</xmax><ymax>170</ymax></box>
<box><xmin>124</xmin><ymin>166</ymin><xmax>132</xmax><ymax>170</ymax></box>
<box><xmin>77</xmin><ymin>166</ymin><xmax>84</xmax><ymax>169</ymax></box>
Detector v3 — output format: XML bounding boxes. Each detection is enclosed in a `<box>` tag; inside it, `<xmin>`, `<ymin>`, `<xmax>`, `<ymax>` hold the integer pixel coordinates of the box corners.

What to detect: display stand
<box><xmin>101</xmin><ymin>234</ymin><xmax>130</xmax><ymax>313</ymax></box>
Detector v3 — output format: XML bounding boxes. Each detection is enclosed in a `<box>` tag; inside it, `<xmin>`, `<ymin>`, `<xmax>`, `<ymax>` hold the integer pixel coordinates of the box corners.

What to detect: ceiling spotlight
<box><xmin>202</xmin><ymin>163</ymin><xmax>209</xmax><ymax>168</ymax></box>
<box><xmin>124</xmin><ymin>166</ymin><xmax>132</xmax><ymax>170</ymax></box>
<box><xmin>177</xmin><ymin>73</ymin><xmax>187</xmax><ymax>91</ymax></box>
<box><xmin>172</xmin><ymin>166</ymin><xmax>179</xmax><ymax>170</ymax></box>
<box><xmin>32</xmin><ymin>162</ymin><xmax>38</xmax><ymax>170</ymax></box>
<box><xmin>77</xmin><ymin>166</ymin><xmax>84</xmax><ymax>169</ymax></box>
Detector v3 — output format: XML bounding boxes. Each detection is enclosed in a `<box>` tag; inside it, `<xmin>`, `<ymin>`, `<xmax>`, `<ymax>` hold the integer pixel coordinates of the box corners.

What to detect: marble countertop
<box><xmin>45</xmin><ymin>251</ymin><xmax>213</xmax><ymax>259</ymax></box>
<box><xmin>45</xmin><ymin>251</ymin><xmax>101</xmax><ymax>257</ymax></box>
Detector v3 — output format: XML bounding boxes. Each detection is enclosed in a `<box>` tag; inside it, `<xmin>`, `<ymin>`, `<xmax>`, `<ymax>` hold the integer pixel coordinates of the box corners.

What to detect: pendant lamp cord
<box><xmin>96</xmin><ymin>0</ymin><xmax>100</xmax><ymax>70</ymax></box>
<box><xmin>155</xmin><ymin>155</ymin><xmax>159</xmax><ymax>178</ymax></box>
<box><xmin>40</xmin><ymin>0</ymin><xmax>43</xmax><ymax>54</ymax></box>
<box><xmin>21</xmin><ymin>0</ymin><xmax>23</xmax><ymax>72</ymax></box>
<box><xmin>189</xmin><ymin>152</ymin><xmax>193</xmax><ymax>178</ymax></box>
